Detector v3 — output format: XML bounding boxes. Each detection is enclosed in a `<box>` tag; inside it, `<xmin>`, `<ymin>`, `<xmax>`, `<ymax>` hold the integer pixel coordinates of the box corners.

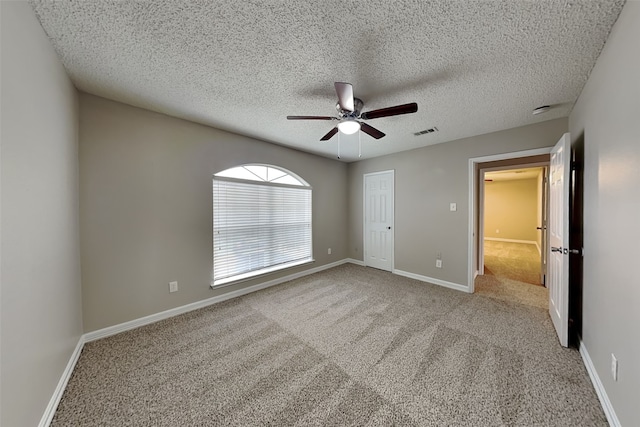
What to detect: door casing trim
<box><xmin>478</xmin><ymin>161</ymin><xmax>549</xmax><ymax>277</ymax></box>
<box><xmin>468</xmin><ymin>148</ymin><xmax>552</xmax><ymax>292</ymax></box>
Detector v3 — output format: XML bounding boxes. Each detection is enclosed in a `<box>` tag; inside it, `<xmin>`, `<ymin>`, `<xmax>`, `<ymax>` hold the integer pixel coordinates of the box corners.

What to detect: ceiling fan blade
<box><xmin>334</xmin><ymin>82</ymin><xmax>355</xmax><ymax>112</ymax></box>
<box><xmin>287</xmin><ymin>115</ymin><xmax>335</xmax><ymax>120</ymax></box>
<box><xmin>360</xmin><ymin>122</ymin><xmax>386</xmax><ymax>139</ymax></box>
<box><xmin>360</xmin><ymin>102</ymin><xmax>418</xmax><ymax>120</ymax></box>
<box><xmin>320</xmin><ymin>127</ymin><xmax>339</xmax><ymax>141</ymax></box>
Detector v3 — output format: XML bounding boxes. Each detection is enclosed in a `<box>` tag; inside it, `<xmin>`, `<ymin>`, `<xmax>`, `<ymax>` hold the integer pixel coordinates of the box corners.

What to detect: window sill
<box><xmin>211</xmin><ymin>258</ymin><xmax>314</xmax><ymax>289</ymax></box>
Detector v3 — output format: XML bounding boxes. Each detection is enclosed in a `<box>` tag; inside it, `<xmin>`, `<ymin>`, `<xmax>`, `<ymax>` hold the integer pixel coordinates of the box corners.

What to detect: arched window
<box><xmin>212</xmin><ymin>165</ymin><xmax>312</xmax><ymax>286</ymax></box>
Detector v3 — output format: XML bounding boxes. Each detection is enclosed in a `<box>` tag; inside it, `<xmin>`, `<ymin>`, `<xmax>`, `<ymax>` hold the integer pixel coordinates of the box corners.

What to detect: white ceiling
<box><xmin>30</xmin><ymin>0</ymin><xmax>625</xmax><ymax>162</ymax></box>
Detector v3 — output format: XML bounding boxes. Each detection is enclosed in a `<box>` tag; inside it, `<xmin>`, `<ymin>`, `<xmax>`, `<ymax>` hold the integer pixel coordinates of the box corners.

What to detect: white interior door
<box><xmin>548</xmin><ymin>133</ymin><xmax>571</xmax><ymax>347</ymax></box>
<box><xmin>364</xmin><ymin>171</ymin><xmax>394</xmax><ymax>271</ymax></box>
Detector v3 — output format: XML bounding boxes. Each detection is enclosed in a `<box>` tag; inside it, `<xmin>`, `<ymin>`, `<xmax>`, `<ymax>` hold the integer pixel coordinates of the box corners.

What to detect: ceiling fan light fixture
<box><xmin>337</xmin><ymin>120</ymin><xmax>360</xmax><ymax>135</ymax></box>
<box><xmin>287</xmin><ymin>82</ymin><xmax>417</xmax><ymax>142</ymax></box>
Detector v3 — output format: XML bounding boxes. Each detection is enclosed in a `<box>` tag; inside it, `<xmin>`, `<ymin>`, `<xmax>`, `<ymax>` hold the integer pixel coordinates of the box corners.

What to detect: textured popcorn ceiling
<box><xmin>30</xmin><ymin>0</ymin><xmax>625</xmax><ymax>161</ymax></box>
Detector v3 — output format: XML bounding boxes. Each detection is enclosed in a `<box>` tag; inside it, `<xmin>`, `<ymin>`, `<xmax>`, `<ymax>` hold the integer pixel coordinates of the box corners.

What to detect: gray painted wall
<box><xmin>568</xmin><ymin>2</ymin><xmax>639</xmax><ymax>425</ymax></box>
<box><xmin>79</xmin><ymin>94</ymin><xmax>348</xmax><ymax>332</ymax></box>
<box><xmin>0</xmin><ymin>2</ymin><xmax>83</xmax><ymax>426</ymax></box>
<box><xmin>347</xmin><ymin>118</ymin><xmax>567</xmax><ymax>287</ymax></box>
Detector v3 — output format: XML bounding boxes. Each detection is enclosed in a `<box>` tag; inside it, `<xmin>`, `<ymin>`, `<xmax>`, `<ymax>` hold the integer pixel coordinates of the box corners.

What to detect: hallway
<box><xmin>483</xmin><ymin>240</ymin><xmax>542</xmax><ymax>286</ymax></box>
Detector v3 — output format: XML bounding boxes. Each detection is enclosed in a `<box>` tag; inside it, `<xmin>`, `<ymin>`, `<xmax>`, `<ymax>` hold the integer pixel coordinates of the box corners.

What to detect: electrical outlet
<box><xmin>611</xmin><ymin>354</ymin><xmax>618</xmax><ymax>381</ymax></box>
<box><xmin>436</xmin><ymin>259</ymin><xmax>443</xmax><ymax>268</ymax></box>
<box><xmin>169</xmin><ymin>281</ymin><xmax>178</xmax><ymax>293</ymax></box>
<box><xmin>496</xmin><ymin>229</ymin><xmax>500</xmax><ymax>234</ymax></box>
<box><xmin>328</xmin><ymin>248</ymin><xmax>332</xmax><ymax>255</ymax></box>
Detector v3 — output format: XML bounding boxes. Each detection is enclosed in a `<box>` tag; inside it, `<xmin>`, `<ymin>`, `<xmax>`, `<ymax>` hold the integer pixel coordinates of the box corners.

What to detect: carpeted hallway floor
<box><xmin>52</xmin><ymin>264</ymin><xmax>605</xmax><ymax>426</ymax></box>
<box><xmin>484</xmin><ymin>240</ymin><xmax>542</xmax><ymax>285</ymax></box>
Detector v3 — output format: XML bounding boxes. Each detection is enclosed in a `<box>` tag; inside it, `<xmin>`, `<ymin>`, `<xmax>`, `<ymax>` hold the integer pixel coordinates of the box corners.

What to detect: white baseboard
<box><xmin>38</xmin><ymin>337</ymin><xmax>85</xmax><ymax>427</ymax></box>
<box><xmin>348</xmin><ymin>262</ymin><xmax>469</xmax><ymax>294</ymax></box>
<box><xmin>46</xmin><ymin>262</ymin><xmax>618</xmax><ymax>427</ymax></box>
<box><xmin>40</xmin><ymin>259</ymin><xmax>468</xmax><ymax>425</ymax></box>
<box><xmin>484</xmin><ymin>237</ymin><xmax>538</xmax><ymax>245</ymax></box>
<box><xmin>393</xmin><ymin>269</ymin><xmax>470</xmax><ymax>293</ymax></box>
<box><xmin>485</xmin><ymin>237</ymin><xmax>542</xmax><ymax>256</ymax></box>
<box><xmin>579</xmin><ymin>340</ymin><xmax>620</xmax><ymax>427</ymax></box>
<box><xmin>42</xmin><ymin>259</ymin><xmax>357</xmax><ymax>425</ymax></box>
<box><xmin>84</xmin><ymin>259</ymin><xmax>350</xmax><ymax>342</ymax></box>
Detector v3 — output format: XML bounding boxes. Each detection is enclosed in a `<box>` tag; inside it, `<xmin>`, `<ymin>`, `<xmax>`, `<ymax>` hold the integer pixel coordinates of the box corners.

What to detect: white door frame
<box><xmin>478</xmin><ymin>161</ymin><xmax>549</xmax><ymax>276</ymax></box>
<box><xmin>363</xmin><ymin>170</ymin><xmax>395</xmax><ymax>272</ymax></box>
<box><xmin>468</xmin><ymin>148</ymin><xmax>552</xmax><ymax>292</ymax></box>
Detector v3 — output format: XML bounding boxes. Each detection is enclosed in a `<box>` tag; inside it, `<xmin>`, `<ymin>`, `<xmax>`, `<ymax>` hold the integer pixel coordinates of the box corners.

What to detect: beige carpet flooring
<box><xmin>52</xmin><ymin>264</ymin><xmax>606</xmax><ymax>426</ymax></box>
<box><xmin>484</xmin><ymin>240</ymin><xmax>542</xmax><ymax>285</ymax></box>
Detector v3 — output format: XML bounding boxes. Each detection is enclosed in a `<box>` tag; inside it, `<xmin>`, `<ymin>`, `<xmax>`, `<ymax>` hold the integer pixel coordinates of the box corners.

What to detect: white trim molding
<box><xmin>85</xmin><ymin>259</ymin><xmax>349</xmax><ymax>342</ymax></box>
<box><xmin>38</xmin><ymin>338</ymin><xmax>85</xmax><ymax>427</ymax></box>
<box><xmin>484</xmin><ymin>237</ymin><xmax>538</xmax><ymax>245</ymax></box>
<box><xmin>468</xmin><ymin>147</ymin><xmax>553</xmax><ymax>293</ymax></box>
<box><xmin>393</xmin><ymin>269</ymin><xmax>470</xmax><ymax>293</ymax></box>
<box><xmin>579</xmin><ymin>340</ymin><xmax>621</xmax><ymax>427</ymax></box>
<box><xmin>41</xmin><ymin>258</ymin><xmax>361</xmax><ymax>425</ymax></box>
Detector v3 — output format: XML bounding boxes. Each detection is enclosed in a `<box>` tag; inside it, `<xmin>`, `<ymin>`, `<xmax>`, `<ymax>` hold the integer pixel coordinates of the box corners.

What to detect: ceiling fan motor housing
<box><xmin>336</xmin><ymin>98</ymin><xmax>363</xmax><ymax>117</ymax></box>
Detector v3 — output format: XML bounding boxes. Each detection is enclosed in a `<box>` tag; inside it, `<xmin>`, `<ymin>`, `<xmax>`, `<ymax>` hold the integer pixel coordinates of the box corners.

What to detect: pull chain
<box><xmin>337</xmin><ymin>131</ymin><xmax>341</xmax><ymax>159</ymax></box>
<box><xmin>358</xmin><ymin>130</ymin><xmax>362</xmax><ymax>158</ymax></box>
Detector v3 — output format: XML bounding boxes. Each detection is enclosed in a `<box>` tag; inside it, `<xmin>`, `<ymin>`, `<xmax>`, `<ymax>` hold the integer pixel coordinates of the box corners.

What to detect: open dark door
<box><xmin>568</xmin><ymin>133</ymin><xmax>584</xmax><ymax>348</ymax></box>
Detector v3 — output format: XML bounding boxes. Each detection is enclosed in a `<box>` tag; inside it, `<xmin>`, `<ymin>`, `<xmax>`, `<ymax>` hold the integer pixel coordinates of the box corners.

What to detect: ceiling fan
<box><xmin>287</xmin><ymin>82</ymin><xmax>418</xmax><ymax>141</ymax></box>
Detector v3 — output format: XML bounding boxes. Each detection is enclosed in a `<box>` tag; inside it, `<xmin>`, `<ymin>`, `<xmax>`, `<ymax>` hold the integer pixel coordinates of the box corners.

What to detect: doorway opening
<box><xmin>469</xmin><ymin>150</ymin><xmax>552</xmax><ymax>322</ymax></box>
<box><xmin>468</xmin><ymin>149</ymin><xmax>552</xmax><ymax>292</ymax></box>
<box><xmin>481</xmin><ymin>165</ymin><xmax>548</xmax><ymax>287</ymax></box>
<box><xmin>469</xmin><ymin>135</ymin><xmax>580</xmax><ymax>348</ymax></box>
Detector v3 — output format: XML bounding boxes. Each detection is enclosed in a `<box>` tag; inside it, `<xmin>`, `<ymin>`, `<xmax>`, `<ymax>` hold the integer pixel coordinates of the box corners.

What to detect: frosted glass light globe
<box><xmin>337</xmin><ymin>120</ymin><xmax>360</xmax><ymax>135</ymax></box>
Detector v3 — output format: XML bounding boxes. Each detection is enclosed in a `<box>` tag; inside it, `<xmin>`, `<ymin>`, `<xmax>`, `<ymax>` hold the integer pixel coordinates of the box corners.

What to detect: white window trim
<box><xmin>212</xmin><ymin>165</ymin><xmax>313</xmax><ymax>288</ymax></box>
<box><xmin>211</xmin><ymin>258</ymin><xmax>314</xmax><ymax>288</ymax></box>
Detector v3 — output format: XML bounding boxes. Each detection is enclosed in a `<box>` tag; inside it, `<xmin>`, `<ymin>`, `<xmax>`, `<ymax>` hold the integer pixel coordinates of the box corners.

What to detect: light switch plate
<box><xmin>450</xmin><ymin>203</ymin><xmax>457</xmax><ymax>211</ymax></box>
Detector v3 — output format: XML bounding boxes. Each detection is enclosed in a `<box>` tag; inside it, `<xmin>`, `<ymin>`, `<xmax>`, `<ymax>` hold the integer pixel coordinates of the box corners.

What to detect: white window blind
<box><xmin>213</xmin><ymin>177</ymin><xmax>312</xmax><ymax>286</ymax></box>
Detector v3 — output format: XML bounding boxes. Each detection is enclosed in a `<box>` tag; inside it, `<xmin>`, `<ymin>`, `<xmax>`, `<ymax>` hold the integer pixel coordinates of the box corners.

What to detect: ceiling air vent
<box><xmin>414</xmin><ymin>127</ymin><xmax>438</xmax><ymax>136</ymax></box>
